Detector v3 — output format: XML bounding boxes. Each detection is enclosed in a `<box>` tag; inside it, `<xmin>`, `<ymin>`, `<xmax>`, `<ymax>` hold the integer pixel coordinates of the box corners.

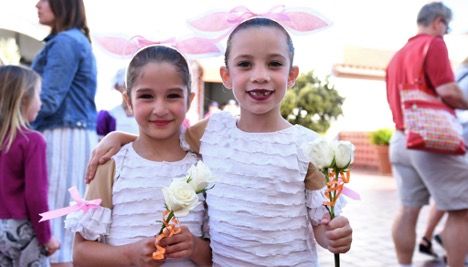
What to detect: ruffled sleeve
<box><xmin>306</xmin><ymin>187</ymin><xmax>347</xmax><ymax>226</ymax></box>
<box><xmin>65</xmin><ymin>207</ymin><xmax>111</xmax><ymax>241</ymax></box>
<box><xmin>64</xmin><ymin>160</ymin><xmax>115</xmax><ymax>241</ymax></box>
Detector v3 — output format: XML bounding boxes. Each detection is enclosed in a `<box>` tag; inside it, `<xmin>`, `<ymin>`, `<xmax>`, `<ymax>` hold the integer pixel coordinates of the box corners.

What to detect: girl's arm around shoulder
<box><xmin>312</xmin><ymin>215</ymin><xmax>352</xmax><ymax>254</ymax></box>
<box><xmin>73</xmin><ymin>233</ymin><xmax>163</xmax><ymax>267</ymax></box>
<box><xmin>185</xmin><ymin>118</ymin><xmax>209</xmax><ymax>154</ymax></box>
<box><xmin>86</xmin><ymin>131</ymin><xmax>137</xmax><ymax>183</ymax></box>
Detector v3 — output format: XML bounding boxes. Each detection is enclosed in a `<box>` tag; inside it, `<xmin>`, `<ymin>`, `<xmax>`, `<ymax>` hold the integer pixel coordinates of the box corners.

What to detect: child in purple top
<box><xmin>0</xmin><ymin>65</ymin><xmax>59</xmax><ymax>266</ymax></box>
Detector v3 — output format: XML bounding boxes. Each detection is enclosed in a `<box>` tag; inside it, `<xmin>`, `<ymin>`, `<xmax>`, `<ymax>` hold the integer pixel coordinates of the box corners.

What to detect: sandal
<box><xmin>434</xmin><ymin>234</ymin><xmax>443</xmax><ymax>247</ymax></box>
<box><xmin>419</xmin><ymin>236</ymin><xmax>438</xmax><ymax>258</ymax></box>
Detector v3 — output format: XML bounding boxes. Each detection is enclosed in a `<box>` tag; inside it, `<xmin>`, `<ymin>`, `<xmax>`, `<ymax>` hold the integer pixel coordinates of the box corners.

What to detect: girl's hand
<box><xmin>158</xmin><ymin>226</ymin><xmax>195</xmax><ymax>260</ymax></box>
<box><xmin>324</xmin><ymin>215</ymin><xmax>352</xmax><ymax>253</ymax></box>
<box><xmin>44</xmin><ymin>237</ymin><xmax>60</xmax><ymax>256</ymax></box>
<box><xmin>127</xmin><ymin>237</ymin><xmax>164</xmax><ymax>267</ymax></box>
<box><xmin>85</xmin><ymin>132</ymin><xmax>124</xmax><ymax>183</ymax></box>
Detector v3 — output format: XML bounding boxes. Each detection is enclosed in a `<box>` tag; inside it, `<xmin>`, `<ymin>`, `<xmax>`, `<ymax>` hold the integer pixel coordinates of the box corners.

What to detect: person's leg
<box><xmin>392</xmin><ymin>206</ymin><xmax>422</xmax><ymax>264</ymax></box>
<box><xmin>389</xmin><ymin>132</ymin><xmax>430</xmax><ymax>265</ymax></box>
<box><xmin>422</xmin><ymin>204</ymin><xmax>445</xmax><ymax>240</ymax></box>
<box><xmin>418</xmin><ymin>203</ymin><xmax>445</xmax><ymax>257</ymax></box>
<box><xmin>410</xmin><ymin>150</ymin><xmax>468</xmax><ymax>267</ymax></box>
<box><xmin>443</xmin><ymin>209</ymin><xmax>468</xmax><ymax>267</ymax></box>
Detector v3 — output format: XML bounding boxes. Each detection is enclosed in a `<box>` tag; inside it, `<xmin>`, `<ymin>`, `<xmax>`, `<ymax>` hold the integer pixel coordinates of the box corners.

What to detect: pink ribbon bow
<box><xmin>39</xmin><ymin>186</ymin><xmax>102</xmax><ymax>222</ymax></box>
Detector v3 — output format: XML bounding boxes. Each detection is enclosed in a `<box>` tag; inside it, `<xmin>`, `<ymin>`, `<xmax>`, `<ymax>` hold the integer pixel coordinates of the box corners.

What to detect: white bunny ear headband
<box><xmin>94</xmin><ymin>5</ymin><xmax>330</xmax><ymax>58</ymax></box>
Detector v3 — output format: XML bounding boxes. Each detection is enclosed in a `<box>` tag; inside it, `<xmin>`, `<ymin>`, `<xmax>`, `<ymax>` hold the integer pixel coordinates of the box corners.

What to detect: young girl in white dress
<box><xmin>66</xmin><ymin>45</ymin><xmax>211</xmax><ymax>266</ymax></box>
<box><xmin>87</xmin><ymin>18</ymin><xmax>353</xmax><ymax>267</ymax></box>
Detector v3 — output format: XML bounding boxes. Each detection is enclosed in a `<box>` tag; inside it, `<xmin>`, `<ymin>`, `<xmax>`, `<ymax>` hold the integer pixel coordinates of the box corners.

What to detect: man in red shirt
<box><xmin>386</xmin><ymin>2</ymin><xmax>468</xmax><ymax>266</ymax></box>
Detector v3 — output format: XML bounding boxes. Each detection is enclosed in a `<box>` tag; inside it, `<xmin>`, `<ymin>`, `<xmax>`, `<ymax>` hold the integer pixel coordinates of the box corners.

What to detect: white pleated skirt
<box><xmin>42</xmin><ymin>128</ymin><xmax>97</xmax><ymax>263</ymax></box>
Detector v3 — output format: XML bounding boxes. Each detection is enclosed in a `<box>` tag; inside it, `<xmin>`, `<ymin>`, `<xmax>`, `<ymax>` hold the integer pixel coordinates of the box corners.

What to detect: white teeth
<box><xmin>249</xmin><ymin>90</ymin><xmax>273</xmax><ymax>96</ymax></box>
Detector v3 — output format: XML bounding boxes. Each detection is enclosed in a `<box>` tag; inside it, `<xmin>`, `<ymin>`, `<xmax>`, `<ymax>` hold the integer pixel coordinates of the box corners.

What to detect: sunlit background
<box><xmin>1</xmin><ymin>0</ymin><xmax>467</xmax><ymax>134</ymax></box>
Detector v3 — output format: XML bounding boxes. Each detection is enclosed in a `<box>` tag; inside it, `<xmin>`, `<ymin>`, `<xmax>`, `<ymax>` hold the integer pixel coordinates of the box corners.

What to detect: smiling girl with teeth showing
<box><xmin>87</xmin><ymin>18</ymin><xmax>353</xmax><ymax>267</ymax></box>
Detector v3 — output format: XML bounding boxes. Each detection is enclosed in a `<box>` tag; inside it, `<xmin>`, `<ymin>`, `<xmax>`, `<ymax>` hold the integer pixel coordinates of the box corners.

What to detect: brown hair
<box><xmin>224</xmin><ymin>17</ymin><xmax>295</xmax><ymax>67</ymax></box>
<box><xmin>0</xmin><ymin>65</ymin><xmax>40</xmax><ymax>152</ymax></box>
<box><xmin>48</xmin><ymin>0</ymin><xmax>91</xmax><ymax>42</ymax></box>
<box><xmin>126</xmin><ymin>45</ymin><xmax>192</xmax><ymax>97</ymax></box>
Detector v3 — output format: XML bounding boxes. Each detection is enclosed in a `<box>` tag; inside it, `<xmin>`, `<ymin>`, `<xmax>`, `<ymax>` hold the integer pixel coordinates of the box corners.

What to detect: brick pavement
<box><xmin>317</xmin><ymin>169</ymin><xmax>448</xmax><ymax>267</ymax></box>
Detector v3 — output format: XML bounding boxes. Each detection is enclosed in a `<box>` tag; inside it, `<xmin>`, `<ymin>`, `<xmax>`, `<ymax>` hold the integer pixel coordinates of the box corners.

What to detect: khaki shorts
<box><xmin>390</xmin><ymin>131</ymin><xmax>468</xmax><ymax>211</ymax></box>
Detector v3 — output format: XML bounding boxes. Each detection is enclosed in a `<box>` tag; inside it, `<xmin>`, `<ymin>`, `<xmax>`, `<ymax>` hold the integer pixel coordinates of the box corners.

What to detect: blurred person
<box><xmin>0</xmin><ymin>65</ymin><xmax>60</xmax><ymax>267</ymax></box>
<box><xmin>419</xmin><ymin>57</ymin><xmax>468</xmax><ymax>261</ymax></box>
<box><xmin>386</xmin><ymin>2</ymin><xmax>468</xmax><ymax>267</ymax></box>
<box><xmin>222</xmin><ymin>99</ymin><xmax>240</xmax><ymax>116</ymax></box>
<box><xmin>32</xmin><ymin>0</ymin><xmax>98</xmax><ymax>265</ymax></box>
<box><xmin>456</xmin><ymin>57</ymin><xmax>468</xmax><ymax>145</ymax></box>
<box><xmin>96</xmin><ymin>68</ymin><xmax>139</xmax><ymax>139</ymax></box>
<box><xmin>203</xmin><ymin>101</ymin><xmax>221</xmax><ymax>118</ymax></box>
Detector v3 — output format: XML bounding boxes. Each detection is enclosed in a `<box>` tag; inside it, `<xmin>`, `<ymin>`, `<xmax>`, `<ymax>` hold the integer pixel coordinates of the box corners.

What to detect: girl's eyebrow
<box><xmin>233</xmin><ymin>53</ymin><xmax>287</xmax><ymax>59</ymax></box>
<box><xmin>134</xmin><ymin>87</ymin><xmax>185</xmax><ymax>93</ymax></box>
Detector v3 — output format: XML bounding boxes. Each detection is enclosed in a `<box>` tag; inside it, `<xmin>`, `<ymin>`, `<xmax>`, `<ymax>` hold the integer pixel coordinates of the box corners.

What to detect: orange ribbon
<box><xmin>323</xmin><ymin>169</ymin><xmax>350</xmax><ymax>208</ymax></box>
<box><xmin>152</xmin><ymin>211</ymin><xmax>181</xmax><ymax>260</ymax></box>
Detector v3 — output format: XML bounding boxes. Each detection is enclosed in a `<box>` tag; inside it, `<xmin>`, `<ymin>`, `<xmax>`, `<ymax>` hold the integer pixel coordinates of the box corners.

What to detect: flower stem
<box><xmin>158</xmin><ymin>210</ymin><xmax>174</xmax><ymax>235</ymax></box>
<box><xmin>334</xmin><ymin>253</ymin><xmax>340</xmax><ymax>267</ymax></box>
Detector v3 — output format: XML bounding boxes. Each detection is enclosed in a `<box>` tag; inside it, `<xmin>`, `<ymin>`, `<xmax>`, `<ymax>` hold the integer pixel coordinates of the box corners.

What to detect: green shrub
<box><xmin>370</xmin><ymin>128</ymin><xmax>393</xmax><ymax>145</ymax></box>
<box><xmin>281</xmin><ymin>71</ymin><xmax>344</xmax><ymax>133</ymax></box>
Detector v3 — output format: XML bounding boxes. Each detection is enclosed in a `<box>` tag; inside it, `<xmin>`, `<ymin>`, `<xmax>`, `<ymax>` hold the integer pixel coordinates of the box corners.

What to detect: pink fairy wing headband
<box><xmin>94</xmin><ymin>34</ymin><xmax>222</xmax><ymax>58</ymax></box>
<box><xmin>188</xmin><ymin>5</ymin><xmax>331</xmax><ymax>36</ymax></box>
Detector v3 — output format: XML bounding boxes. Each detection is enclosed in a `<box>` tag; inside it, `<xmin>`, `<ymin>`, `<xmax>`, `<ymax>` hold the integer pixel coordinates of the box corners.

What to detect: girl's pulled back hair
<box><xmin>0</xmin><ymin>65</ymin><xmax>40</xmax><ymax>152</ymax></box>
<box><xmin>126</xmin><ymin>45</ymin><xmax>192</xmax><ymax>96</ymax></box>
<box><xmin>48</xmin><ymin>0</ymin><xmax>91</xmax><ymax>42</ymax></box>
<box><xmin>224</xmin><ymin>17</ymin><xmax>295</xmax><ymax>67</ymax></box>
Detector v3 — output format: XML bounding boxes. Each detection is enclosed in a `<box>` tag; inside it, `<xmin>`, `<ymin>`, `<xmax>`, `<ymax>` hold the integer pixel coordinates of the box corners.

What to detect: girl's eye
<box><xmin>269</xmin><ymin>61</ymin><xmax>283</xmax><ymax>67</ymax></box>
<box><xmin>236</xmin><ymin>61</ymin><xmax>251</xmax><ymax>68</ymax></box>
<box><xmin>167</xmin><ymin>93</ymin><xmax>183</xmax><ymax>99</ymax></box>
<box><xmin>137</xmin><ymin>94</ymin><xmax>153</xmax><ymax>99</ymax></box>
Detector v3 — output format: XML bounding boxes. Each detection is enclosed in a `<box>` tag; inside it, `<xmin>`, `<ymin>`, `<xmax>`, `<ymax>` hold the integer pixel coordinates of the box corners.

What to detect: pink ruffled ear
<box><xmin>94</xmin><ymin>35</ymin><xmax>141</xmax><ymax>57</ymax></box>
<box><xmin>188</xmin><ymin>5</ymin><xmax>330</xmax><ymax>34</ymax></box>
<box><xmin>189</xmin><ymin>11</ymin><xmax>238</xmax><ymax>32</ymax></box>
<box><xmin>273</xmin><ymin>10</ymin><xmax>329</xmax><ymax>32</ymax></box>
<box><xmin>94</xmin><ymin>34</ymin><xmax>221</xmax><ymax>58</ymax></box>
<box><xmin>174</xmin><ymin>37</ymin><xmax>222</xmax><ymax>56</ymax></box>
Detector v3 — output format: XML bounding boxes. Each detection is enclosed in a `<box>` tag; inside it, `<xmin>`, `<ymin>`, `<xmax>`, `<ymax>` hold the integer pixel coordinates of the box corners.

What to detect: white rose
<box><xmin>302</xmin><ymin>138</ymin><xmax>334</xmax><ymax>169</ymax></box>
<box><xmin>162</xmin><ymin>178</ymin><xmax>200</xmax><ymax>217</ymax></box>
<box><xmin>333</xmin><ymin>140</ymin><xmax>355</xmax><ymax>169</ymax></box>
<box><xmin>187</xmin><ymin>161</ymin><xmax>216</xmax><ymax>193</ymax></box>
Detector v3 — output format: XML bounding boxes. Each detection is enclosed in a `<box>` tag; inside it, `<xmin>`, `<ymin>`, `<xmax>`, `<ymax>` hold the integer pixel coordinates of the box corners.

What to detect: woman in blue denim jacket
<box><xmin>32</xmin><ymin>0</ymin><xmax>98</xmax><ymax>265</ymax></box>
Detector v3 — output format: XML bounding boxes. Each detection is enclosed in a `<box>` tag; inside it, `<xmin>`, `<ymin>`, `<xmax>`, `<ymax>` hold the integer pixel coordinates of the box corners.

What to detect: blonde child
<box><xmin>87</xmin><ymin>18</ymin><xmax>352</xmax><ymax>266</ymax></box>
<box><xmin>0</xmin><ymin>65</ymin><xmax>60</xmax><ymax>266</ymax></box>
<box><xmin>67</xmin><ymin>45</ymin><xmax>211</xmax><ymax>267</ymax></box>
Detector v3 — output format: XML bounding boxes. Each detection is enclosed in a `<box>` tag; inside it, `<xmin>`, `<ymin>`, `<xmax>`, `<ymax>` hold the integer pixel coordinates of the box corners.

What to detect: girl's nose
<box><xmin>152</xmin><ymin>100</ymin><xmax>169</xmax><ymax>116</ymax></box>
<box><xmin>250</xmin><ymin>66</ymin><xmax>270</xmax><ymax>83</ymax></box>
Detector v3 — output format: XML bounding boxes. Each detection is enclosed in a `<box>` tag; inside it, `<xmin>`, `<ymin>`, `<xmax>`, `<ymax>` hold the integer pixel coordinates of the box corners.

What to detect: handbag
<box><xmin>400</xmin><ymin>38</ymin><xmax>465</xmax><ymax>155</ymax></box>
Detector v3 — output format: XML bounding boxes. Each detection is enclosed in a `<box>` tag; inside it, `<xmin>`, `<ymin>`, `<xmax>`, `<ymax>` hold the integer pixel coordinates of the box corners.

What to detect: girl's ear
<box><xmin>288</xmin><ymin>66</ymin><xmax>300</xmax><ymax>88</ymax></box>
<box><xmin>187</xmin><ymin>92</ymin><xmax>195</xmax><ymax>110</ymax></box>
<box><xmin>122</xmin><ymin>91</ymin><xmax>133</xmax><ymax>114</ymax></box>
<box><xmin>220</xmin><ymin>66</ymin><xmax>232</xmax><ymax>89</ymax></box>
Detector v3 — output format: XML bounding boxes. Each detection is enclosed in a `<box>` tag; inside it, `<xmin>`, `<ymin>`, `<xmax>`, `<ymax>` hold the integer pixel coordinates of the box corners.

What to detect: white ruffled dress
<box><xmin>65</xmin><ymin>143</ymin><xmax>206</xmax><ymax>267</ymax></box>
<box><xmin>200</xmin><ymin>112</ymin><xmax>339</xmax><ymax>267</ymax></box>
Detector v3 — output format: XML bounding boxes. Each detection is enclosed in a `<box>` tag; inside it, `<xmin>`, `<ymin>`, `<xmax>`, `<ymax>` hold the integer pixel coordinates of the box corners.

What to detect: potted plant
<box><xmin>370</xmin><ymin>128</ymin><xmax>393</xmax><ymax>175</ymax></box>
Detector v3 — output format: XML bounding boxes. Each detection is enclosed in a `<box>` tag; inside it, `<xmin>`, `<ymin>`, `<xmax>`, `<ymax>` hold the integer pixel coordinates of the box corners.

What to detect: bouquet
<box><xmin>302</xmin><ymin>138</ymin><xmax>356</xmax><ymax>267</ymax></box>
<box><xmin>152</xmin><ymin>161</ymin><xmax>216</xmax><ymax>260</ymax></box>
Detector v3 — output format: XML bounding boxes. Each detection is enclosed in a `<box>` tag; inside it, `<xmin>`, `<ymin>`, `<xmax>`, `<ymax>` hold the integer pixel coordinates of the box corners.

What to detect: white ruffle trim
<box><xmin>306</xmin><ymin>187</ymin><xmax>347</xmax><ymax>226</ymax></box>
<box><xmin>64</xmin><ymin>206</ymin><xmax>111</xmax><ymax>241</ymax></box>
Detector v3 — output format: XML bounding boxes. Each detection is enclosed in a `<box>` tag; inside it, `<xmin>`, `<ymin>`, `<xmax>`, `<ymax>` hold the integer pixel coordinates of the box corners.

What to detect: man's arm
<box><xmin>436</xmin><ymin>82</ymin><xmax>468</xmax><ymax>109</ymax></box>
